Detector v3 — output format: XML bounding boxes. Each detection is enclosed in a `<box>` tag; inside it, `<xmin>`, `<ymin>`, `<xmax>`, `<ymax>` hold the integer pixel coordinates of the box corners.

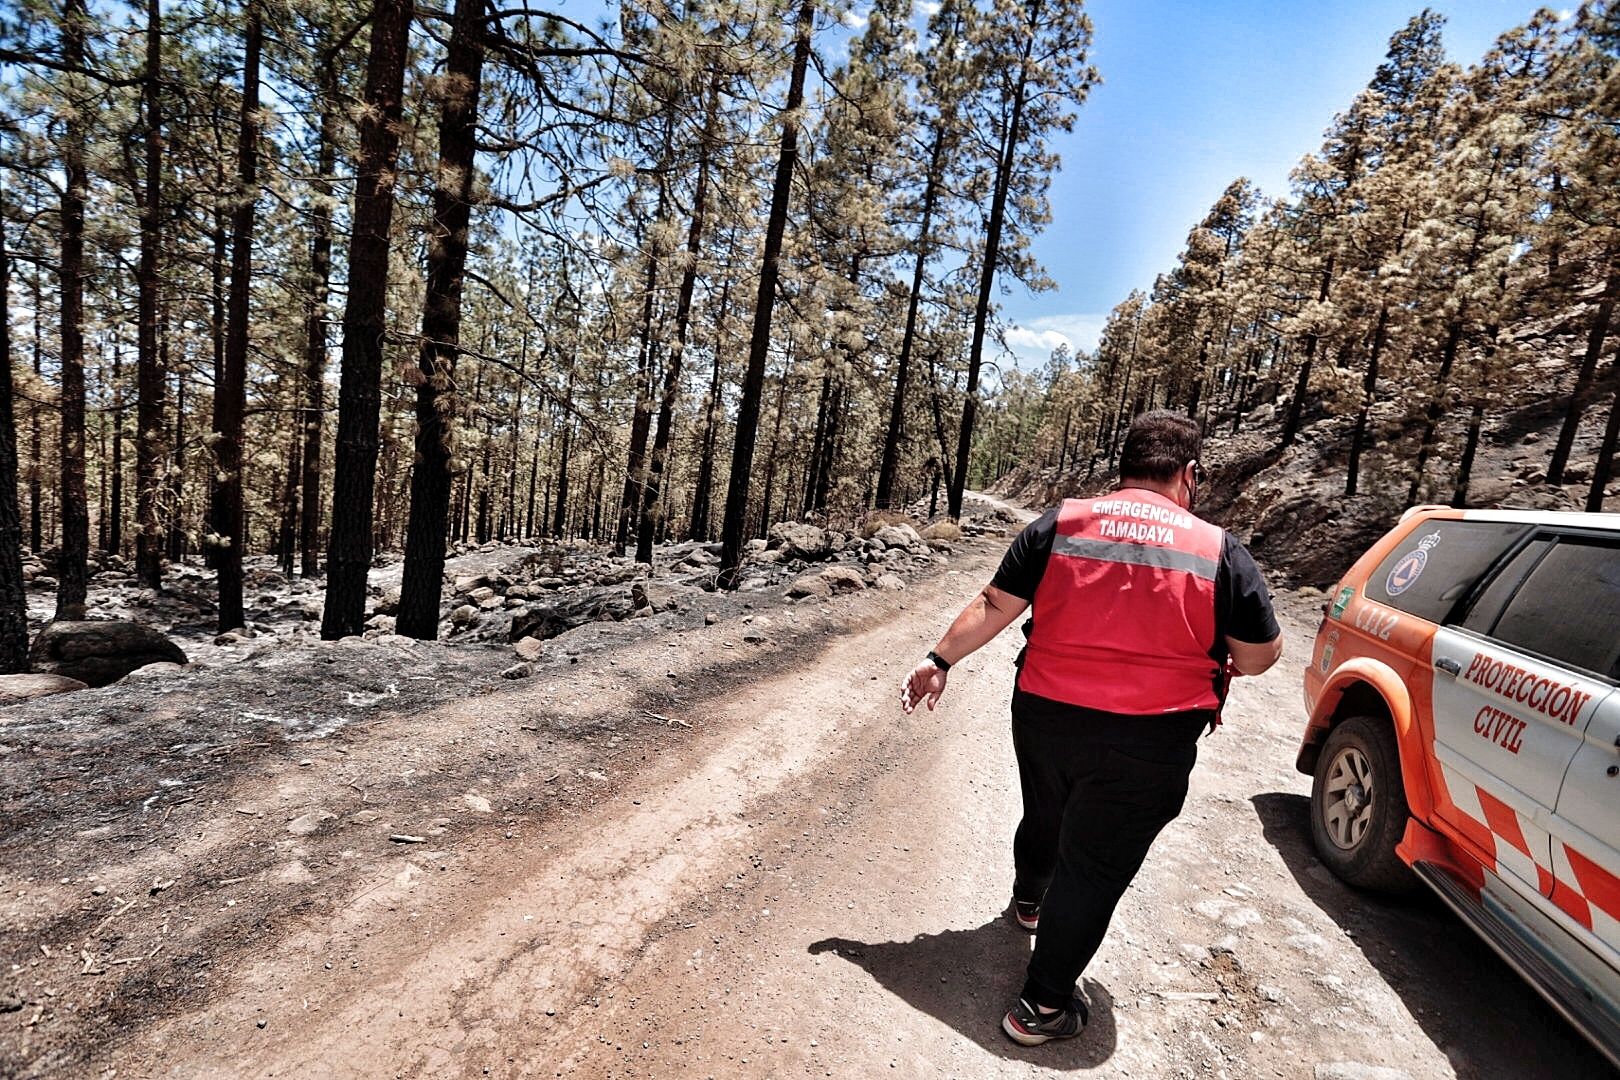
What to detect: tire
<box><xmin>1309</xmin><ymin>714</ymin><xmax>1416</xmax><ymax>894</ymax></box>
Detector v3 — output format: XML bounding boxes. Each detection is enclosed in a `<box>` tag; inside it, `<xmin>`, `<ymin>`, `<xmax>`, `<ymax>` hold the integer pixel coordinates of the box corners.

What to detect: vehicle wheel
<box><xmin>1310</xmin><ymin>714</ymin><xmax>1416</xmax><ymax>894</ymax></box>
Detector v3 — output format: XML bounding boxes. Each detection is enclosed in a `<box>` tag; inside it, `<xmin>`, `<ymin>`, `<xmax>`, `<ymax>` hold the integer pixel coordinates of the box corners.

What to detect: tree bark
<box><xmin>1407</xmin><ymin>320</ymin><xmax>1464</xmax><ymax>504</ymax></box>
<box><xmin>322</xmin><ymin>0</ymin><xmax>414</xmax><ymax>639</ymax></box>
<box><xmin>1346</xmin><ymin>304</ymin><xmax>1389</xmax><ymax>497</ymax></box>
<box><xmin>949</xmin><ymin>4</ymin><xmax>1038</xmax><ymax>519</ymax></box>
<box><xmin>1451</xmin><ymin>400</ymin><xmax>1485</xmax><ymax>508</ymax></box>
<box><xmin>876</xmin><ymin>130</ymin><xmax>944</xmax><ymax>510</ymax></box>
<box><xmin>28</xmin><ymin>271</ymin><xmax>41</xmax><ymax>554</ymax></box>
<box><xmin>134</xmin><ymin>0</ymin><xmax>165</xmax><ymax>588</ymax></box>
<box><xmin>688</xmin><ymin>275</ymin><xmax>730</xmax><ymax>541</ymax></box>
<box><xmin>1281</xmin><ymin>254</ymin><xmax>1335</xmax><ymax>448</ymax></box>
<box><xmin>55</xmin><ymin>0</ymin><xmax>91</xmax><ymax>621</ymax></box>
<box><xmin>637</xmin><ymin>78</ymin><xmax>719</xmax><ymax>565</ymax></box>
<box><xmin>717</xmin><ymin>0</ymin><xmax>813</xmax><ymax>588</ymax></box>
<box><xmin>1547</xmin><ymin>251</ymin><xmax>1620</xmax><ymax>485</ymax></box>
<box><xmin>109</xmin><ymin>343</ymin><xmax>124</xmax><ymax>555</ymax></box>
<box><xmin>0</xmin><ymin>206</ymin><xmax>30</xmax><ymax>671</ymax></box>
<box><xmin>300</xmin><ymin>45</ymin><xmax>340</xmax><ymax>578</ymax></box>
<box><xmin>211</xmin><ymin>2</ymin><xmax>260</xmax><ymax>633</ymax></box>
<box><xmin>1588</xmin><ymin>377</ymin><xmax>1620</xmax><ymax>513</ymax></box>
<box><xmin>398</xmin><ymin>0</ymin><xmax>485</xmax><ymax>640</ymax></box>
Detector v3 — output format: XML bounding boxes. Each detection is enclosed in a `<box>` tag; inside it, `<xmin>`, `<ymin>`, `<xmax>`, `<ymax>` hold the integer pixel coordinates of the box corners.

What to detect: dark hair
<box><xmin>1119</xmin><ymin>410</ymin><xmax>1201</xmax><ymax>484</ymax></box>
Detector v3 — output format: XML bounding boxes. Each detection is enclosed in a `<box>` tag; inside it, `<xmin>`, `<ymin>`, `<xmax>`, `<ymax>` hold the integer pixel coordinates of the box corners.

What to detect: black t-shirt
<box><xmin>990</xmin><ymin>504</ymin><xmax>1280</xmax><ymax>706</ymax></box>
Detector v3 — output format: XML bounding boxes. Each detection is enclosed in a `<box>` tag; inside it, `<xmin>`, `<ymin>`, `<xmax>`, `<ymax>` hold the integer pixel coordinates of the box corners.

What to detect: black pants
<box><xmin>1010</xmin><ymin>690</ymin><xmax>1204</xmax><ymax>1010</ymax></box>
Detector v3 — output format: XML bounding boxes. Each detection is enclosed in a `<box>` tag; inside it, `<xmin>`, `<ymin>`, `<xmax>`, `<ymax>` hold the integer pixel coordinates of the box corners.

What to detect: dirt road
<box><xmin>5</xmin><ymin>515</ymin><xmax>1615</xmax><ymax>1078</ymax></box>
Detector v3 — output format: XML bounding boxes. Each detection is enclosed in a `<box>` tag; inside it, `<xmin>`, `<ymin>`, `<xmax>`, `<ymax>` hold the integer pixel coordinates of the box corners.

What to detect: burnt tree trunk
<box><xmin>55</xmin><ymin>0</ymin><xmax>91</xmax><ymax>621</ymax></box>
<box><xmin>949</xmin><ymin>8</ymin><xmax>1037</xmax><ymax>519</ymax></box>
<box><xmin>1588</xmin><ymin>346</ymin><xmax>1620</xmax><ymax>512</ymax></box>
<box><xmin>0</xmin><ymin>208</ymin><xmax>29</xmax><ymax>671</ymax></box>
<box><xmin>1346</xmin><ymin>304</ymin><xmax>1389</xmax><ymax>497</ymax></box>
<box><xmin>398</xmin><ymin>0</ymin><xmax>484</xmax><ymax>640</ymax></box>
<box><xmin>322</xmin><ymin>0</ymin><xmax>413</xmax><ymax>639</ymax></box>
<box><xmin>134</xmin><ymin>0</ymin><xmax>165</xmax><ymax>588</ymax></box>
<box><xmin>300</xmin><ymin>45</ymin><xmax>340</xmax><ymax>578</ymax></box>
<box><xmin>211</xmin><ymin>2</ymin><xmax>260</xmax><ymax>633</ymax></box>
<box><xmin>1547</xmin><ymin>251</ymin><xmax>1619</xmax><ymax>485</ymax></box>
<box><xmin>27</xmin><ymin>272</ymin><xmax>41</xmax><ymax>554</ymax></box>
<box><xmin>875</xmin><ymin>130</ymin><xmax>944</xmax><ymax>510</ymax></box>
<box><xmin>109</xmin><ymin>344</ymin><xmax>124</xmax><ymax>555</ymax></box>
<box><xmin>717</xmin><ymin>0</ymin><xmax>813</xmax><ymax>587</ymax></box>
<box><xmin>1407</xmin><ymin>320</ymin><xmax>1465</xmax><ymax>504</ymax></box>
<box><xmin>637</xmin><ymin>79</ymin><xmax>718</xmax><ymax>566</ymax></box>
<box><xmin>1281</xmin><ymin>254</ymin><xmax>1335</xmax><ymax>449</ymax></box>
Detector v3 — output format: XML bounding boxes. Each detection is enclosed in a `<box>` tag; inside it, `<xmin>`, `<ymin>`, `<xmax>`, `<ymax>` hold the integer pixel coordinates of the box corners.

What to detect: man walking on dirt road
<box><xmin>900</xmin><ymin>410</ymin><xmax>1282</xmax><ymax>1046</ymax></box>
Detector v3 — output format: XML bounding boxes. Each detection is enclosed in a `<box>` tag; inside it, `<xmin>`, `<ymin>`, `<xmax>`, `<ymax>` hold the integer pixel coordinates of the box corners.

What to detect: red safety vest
<box><xmin>1019</xmin><ymin>489</ymin><xmax>1224</xmax><ymax>715</ymax></box>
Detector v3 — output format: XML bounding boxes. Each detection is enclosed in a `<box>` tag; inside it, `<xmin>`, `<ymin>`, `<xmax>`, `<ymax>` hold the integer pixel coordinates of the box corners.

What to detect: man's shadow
<box><xmin>810</xmin><ymin>915</ymin><xmax>1117</xmax><ymax>1067</ymax></box>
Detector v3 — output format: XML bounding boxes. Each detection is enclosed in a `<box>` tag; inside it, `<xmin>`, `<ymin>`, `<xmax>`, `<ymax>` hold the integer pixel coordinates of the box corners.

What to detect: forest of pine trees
<box><xmin>0</xmin><ymin>0</ymin><xmax>1100</xmax><ymax>667</ymax></box>
<box><xmin>991</xmin><ymin>5</ymin><xmax>1620</xmax><ymax>519</ymax></box>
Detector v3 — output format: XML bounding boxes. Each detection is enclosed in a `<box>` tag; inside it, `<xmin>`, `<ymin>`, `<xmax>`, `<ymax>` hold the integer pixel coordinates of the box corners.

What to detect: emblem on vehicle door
<box><xmin>1385</xmin><ymin>531</ymin><xmax>1441</xmax><ymax>597</ymax></box>
<box><xmin>1320</xmin><ymin>630</ymin><xmax>1339</xmax><ymax>673</ymax></box>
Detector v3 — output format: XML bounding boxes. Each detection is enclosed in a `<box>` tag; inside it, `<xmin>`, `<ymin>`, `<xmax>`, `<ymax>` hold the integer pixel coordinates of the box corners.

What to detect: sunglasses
<box><xmin>1192</xmin><ymin>463</ymin><xmax>1207</xmax><ymax>485</ymax></box>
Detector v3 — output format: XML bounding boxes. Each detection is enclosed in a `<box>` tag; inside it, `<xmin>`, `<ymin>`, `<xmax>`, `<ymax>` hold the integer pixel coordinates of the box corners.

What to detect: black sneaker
<box><xmin>1012</xmin><ymin>899</ymin><xmax>1040</xmax><ymax>932</ymax></box>
<box><xmin>1001</xmin><ymin>996</ymin><xmax>1087</xmax><ymax>1046</ymax></box>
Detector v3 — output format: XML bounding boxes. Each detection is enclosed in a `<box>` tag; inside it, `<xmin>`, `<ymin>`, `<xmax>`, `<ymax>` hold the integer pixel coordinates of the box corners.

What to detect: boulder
<box><xmin>453</xmin><ymin>574</ymin><xmax>493</xmax><ymax>595</ymax></box>
<box><xmin>874</xmin><ymin>573</ymin><xmax>906</xmax><ymax>591</ymax></box>
<box><xmin>873</xmin><ymin>523</ymin><xmax>924</xmax><ymax>550</ymax></box>
<box><xmin>0</xmin><ymin>673</ymin><xmax>90</xmax><ymax>706</ymax></box>
<box><xmin>818</xmin><ymin>566</ymin><xmax>866</xmax><ymax>595</ymax></box>
<box><xmin>373</xmin><ymin>586</ymin><xmax>402</xmax><ymax>616</ymax></box>
<box><xmin>786</xmin><ymin>574</ymin><xmax>832</xmax><ymax>599</ymax></box>
<box><xmin>450</xmin><ymin>604</ymin><xmax>479</xmax><ymax>627</ymax></box>
<box><xmin>768</xmin><ymin>521</ymin><xmax>832</xmax><ymax>561</ymax></box>
<box><xmin>468</xmin><ymin>586</ymin><xmax>496</xmax><ymax>604</ymax></box>
<box><xmin>514</xmin><ymin>636</ymin><xmax>545</xmax><ymax>662</ymax></box>
<box><xmin>29</xmin><ymin>621</ymin><xmax>188</xmax><ymax>688</ymax></box>
<box><xmin>508</xmin><ymin>586</ymin><xmax>636</xmax><ymax>642</ymax></box>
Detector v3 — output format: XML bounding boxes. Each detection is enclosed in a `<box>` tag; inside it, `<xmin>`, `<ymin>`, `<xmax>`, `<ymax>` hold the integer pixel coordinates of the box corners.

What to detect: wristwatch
<box><xmin>926</xmin><ymin>650</ymin><xmax>952</xmax><ymax>672</ymax></box>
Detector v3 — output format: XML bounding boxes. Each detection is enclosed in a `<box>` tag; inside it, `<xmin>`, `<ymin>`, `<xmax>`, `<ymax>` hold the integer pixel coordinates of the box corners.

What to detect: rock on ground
<box><xmin>768</xmin><ymin>522</ymin><xmax>832</xmax><ymax>561</ymax></box>
<box><xmin>29</xmin><ymin>620</ymin><xmax>188</xmax><ymax>687</ymax></box>
<box><xmin>817</xmin><ymin>566</ymin><xmax>866</xmax><ymax>595</ymax></box>
<box><xmin>0</xmin><ymin>672</ymin><xmax>90</xmax><ymax>706</ymax></box>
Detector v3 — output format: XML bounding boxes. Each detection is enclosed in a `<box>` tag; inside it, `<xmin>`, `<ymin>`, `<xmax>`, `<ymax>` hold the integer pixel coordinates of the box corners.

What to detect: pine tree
<box><xmin>947</xmin><ymin>0</ymin><xmax>1097</xmax><ymax>519</ymax></box>
<box><xmin>322</xmin><ymin>0</ymin><xmax>414</xmax><ymax>639</ymax></box>
<box><xmin>0</xmin><ymin>201</ymin><xmax>28</xmax><ymax>672</ymax></box>
<box><xmin>398</xmin><ymin>0</ymin><xmax>487</xmax><ymax>640</ymax></box>
<box><xmin>717</xmin><ymin>0</ymin><xmax>815</xmax><ymax>588</ymax></box>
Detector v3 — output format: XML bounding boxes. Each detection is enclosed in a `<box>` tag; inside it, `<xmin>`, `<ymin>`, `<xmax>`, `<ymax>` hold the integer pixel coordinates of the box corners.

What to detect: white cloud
<box><xmin>916</xmin><ymin>0</ymin><xmax>941</xmax><ymax>17</ymax></box>
<box><xmin>1003</xmin><ymin>327</ymin><xmax>1071</xmax><ymax>354</ymax></box>
<box><xmin>1000</xmin><ymin>313</ymin><xmax>1109</xmax><ymax>369</ymax></box>
<box><xmin>842</xmin><ymin>7</ymin><xmax>869</xmax><ymax>30</ymax></box>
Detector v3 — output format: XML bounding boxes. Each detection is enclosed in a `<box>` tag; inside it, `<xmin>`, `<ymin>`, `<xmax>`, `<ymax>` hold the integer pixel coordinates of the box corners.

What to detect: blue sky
<box><xmin>998</xmin><ymin>0</ymin><xmax>1563</xmax><ymax>368</ymax></box>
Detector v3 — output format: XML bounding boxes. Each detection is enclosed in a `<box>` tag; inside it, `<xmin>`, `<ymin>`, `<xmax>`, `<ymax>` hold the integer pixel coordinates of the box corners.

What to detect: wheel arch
<box><xmin>1298</xmin><ymin>659</ymin><xmax>1437</xmax><ymax>821</ymax></box>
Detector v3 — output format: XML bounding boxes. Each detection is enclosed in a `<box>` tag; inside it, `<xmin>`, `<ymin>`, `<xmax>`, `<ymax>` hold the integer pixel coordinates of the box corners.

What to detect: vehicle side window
<box><xmin>1489</xmin><ymin>538</ymin><xmax>1620</xmax><ymax>680</ymax></box>
<box><xmin>1366</xmin><ymin>521</ymin><xmax>1524</xmax><ymax>624</ymax></box>
<box><xmin>1459</xmin><ymin>538</ymin><xmax>1552</xmax><ymax>634</ymax></box>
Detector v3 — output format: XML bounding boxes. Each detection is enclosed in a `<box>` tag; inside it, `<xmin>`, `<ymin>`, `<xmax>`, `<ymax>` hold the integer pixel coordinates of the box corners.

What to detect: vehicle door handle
<box><xmin>1435</xmin><ymin>657</ymin><xmax>1462</xmax><ymax>677</ymax></box>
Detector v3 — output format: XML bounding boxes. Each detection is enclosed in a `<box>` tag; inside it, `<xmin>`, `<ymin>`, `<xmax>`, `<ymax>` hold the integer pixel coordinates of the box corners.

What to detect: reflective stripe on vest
<box><xmin>1020</xmin><ymin>489</ymin><xmax>1223</xmax><ymax>715</ymax></box>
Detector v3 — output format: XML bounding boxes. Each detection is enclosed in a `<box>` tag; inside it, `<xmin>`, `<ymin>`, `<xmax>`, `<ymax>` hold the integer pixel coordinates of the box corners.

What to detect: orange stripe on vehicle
<box><xmin>1550</xmin><ymin>880</ymin><xmax>1595</xmax><ymax>931</ymax></box>
<box><xmin>1537</xmin><ymin>865</ymin><xmax>1554</xmax><ymax>896</ymax></box>
<box><xmin>1564</xmin><ymin>845</ymin><xmax>1620</xmax><ymax>921</ymax></box>
<box><xmin>1476</xmin><ymin>789</ymin><xmax>1530</xmax><ymax>857</ymax></box>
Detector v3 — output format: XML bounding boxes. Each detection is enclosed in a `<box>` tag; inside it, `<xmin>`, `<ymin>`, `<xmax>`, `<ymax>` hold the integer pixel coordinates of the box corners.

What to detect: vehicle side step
<box><xmin>1411</xmin><ymin>860</ymin><xmax>1620</xmax><ymax>1071</ymax></box>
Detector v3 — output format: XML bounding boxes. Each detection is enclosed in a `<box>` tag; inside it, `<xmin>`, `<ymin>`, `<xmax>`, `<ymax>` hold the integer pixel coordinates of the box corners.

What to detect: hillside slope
<box><xmin>994</xmin><ymin>368</ymin><xmax>1619</xmax><ymax>588</ymax></box>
